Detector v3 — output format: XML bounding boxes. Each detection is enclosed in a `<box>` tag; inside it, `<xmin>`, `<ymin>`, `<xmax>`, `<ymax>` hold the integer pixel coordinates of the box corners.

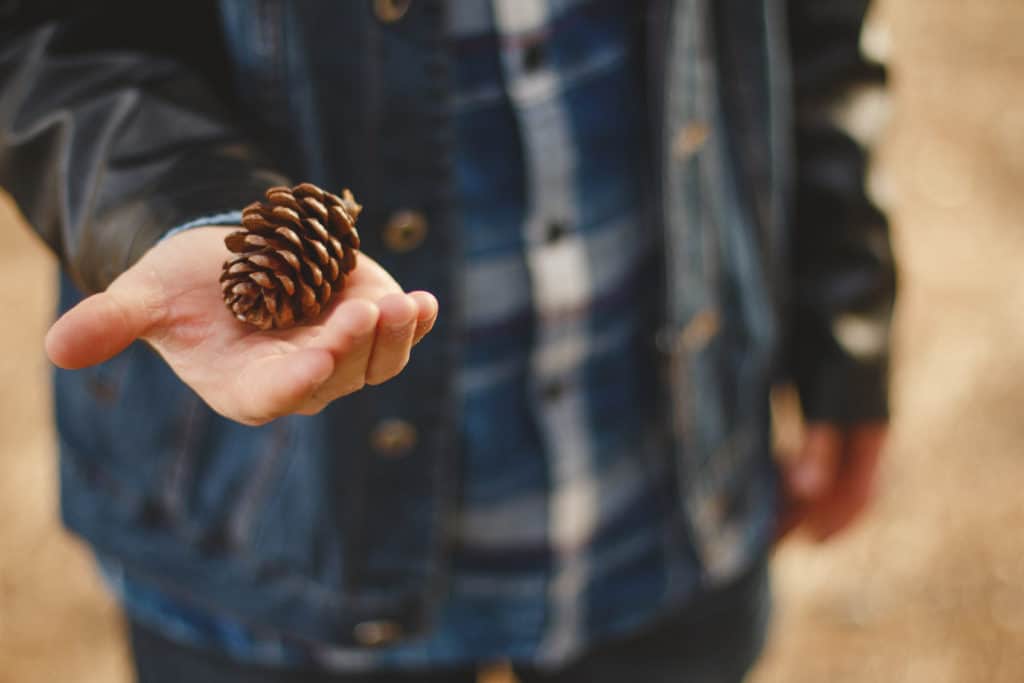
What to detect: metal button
<box><xmin>373</xmin><ymin>0</ymin><xmax>410</xmax><ymax>23</ymax></box>
<box><xmin>383</xmin><ymin>210</ymin><xmax>428</xmax><ymax>253</ymax></box>
<box><xmin>353</xmin><ymin>619</ymin><xmax>404</xmax><ymax>647</ymax></box>
<box><xmin>679</xmin><ymin>308</ymin><xmax>720</xmax><ymax>351</ymax></box>
<box><xmin>370</xmin><ymin>419</ymin><xmax>418</xmax><ymax>458</ymax></box>
<box><xmin>672</xmin><ymin>121</ymin><xmax>711</xmax><ymax>160</ymax></box>
<box><xmin>656</xmin><ymin>308</ymin><xmax>721</xmax><ymax>356</ymax></box>
<box><xmin>139</xmin><ymin>499</ymin><xmax>168</xmax><ymax>529</ymax></box>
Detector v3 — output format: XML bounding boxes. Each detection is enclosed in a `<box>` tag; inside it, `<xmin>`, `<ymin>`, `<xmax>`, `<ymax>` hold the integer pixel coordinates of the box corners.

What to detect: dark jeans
<box><xmin>130</xmin><ymin>563</ymin><xmax>770</xmax><ymax>683</ymax></box>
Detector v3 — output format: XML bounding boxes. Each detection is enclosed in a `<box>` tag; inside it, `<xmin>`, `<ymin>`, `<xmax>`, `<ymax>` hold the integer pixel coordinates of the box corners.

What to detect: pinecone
<box><xmin>220</xmin><ymin>183</ymin><xmax>362</xmax><ymax>330</ymax></box>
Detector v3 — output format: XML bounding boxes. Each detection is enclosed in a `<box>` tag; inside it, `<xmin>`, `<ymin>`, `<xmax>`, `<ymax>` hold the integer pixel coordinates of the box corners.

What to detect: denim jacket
<box><xmin>0</xmin><ymin>0</ymin><xmax>893</xmax><ymax>648</ymax></box>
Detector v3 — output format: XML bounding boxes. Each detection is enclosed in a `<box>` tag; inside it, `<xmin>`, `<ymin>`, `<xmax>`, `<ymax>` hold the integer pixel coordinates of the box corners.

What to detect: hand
<box><xmin>45</xmin><ymin>227</ymin><xmax>438</xmax><ymax>425</ymax></box>
<box><xmin>775</xmin><ymin>422</ymin><xmax>888</xmax><ymax>543</ymax></box>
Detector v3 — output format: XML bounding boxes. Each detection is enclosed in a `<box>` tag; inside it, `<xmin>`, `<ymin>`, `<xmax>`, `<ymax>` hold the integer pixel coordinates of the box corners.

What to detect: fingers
<box><xmin>264</xmin><ymin>288</ymin><xmax>437</xmax><ymax>418</ymax></box>
<box><xmin>805</xmin><ymin>424</ymin><xmax>887</xmax><ymax>541</ymax></box>
<box><xmin>306</xmin><ymin>299</ymin><xmax>380</xmax><ymax>401</ymax></box>
<box><xmin>409</xmin><ymin>291</ymin><xmax>439</xmax><ymax>345</ymax></box>
<box><xmin>45</xmin><ymin>285</ymin><xmax>164</xmax><ymax>370</ymax></box>
<box><xmin>295</xmin><ymin>292</ymin><xmax>437</xmax><ymax>414</ymax></box>
<box><xmin>777</xmin><ymin>423</ymin><xmax>888</xmax><ymax>544</ymax></box>
<box><xmin>365</xmin><ymin>293</ymin><xmax>418</xmax><ymax>386</ymax></box>
<box><xmin>785</xmin><ymin>424</ymin><xmax>844</xmax><ymax>502</ymax></box>
<box><xmin>232</xmin><ymin>348</ymin><xmax>335</xmax><ymax>425</ymax></box>
<box><xmin>364</xmin><ymin>291</ymin><xmax>438</xmax><ymax>386</ymax></box>
<box><xmin>774</xmin><ymin>424</ymin><xmax>844</xmax><ymax>546</ymax></box>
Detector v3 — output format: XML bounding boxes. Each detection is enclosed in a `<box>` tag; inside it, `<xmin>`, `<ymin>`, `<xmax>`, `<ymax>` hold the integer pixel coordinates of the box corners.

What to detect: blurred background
<box><xmin>2</xmin><ymin>1</ymin><xmax>1023</xmax><ymax>681</ymax></box>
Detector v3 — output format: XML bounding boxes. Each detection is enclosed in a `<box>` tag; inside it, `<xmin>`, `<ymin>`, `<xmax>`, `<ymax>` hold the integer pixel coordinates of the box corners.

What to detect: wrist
<box><xmin>160</xmin><ymin>210</ymin><xmax>244</xmax><ymax>243</ymax></box>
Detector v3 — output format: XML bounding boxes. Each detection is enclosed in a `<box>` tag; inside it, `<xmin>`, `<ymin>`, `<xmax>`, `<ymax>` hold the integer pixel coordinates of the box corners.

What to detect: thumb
<box><xmin>45</xmin><ymin>284</ymin><xmax>164</xmax><ymax>370</ymax></box>
<box><xmin>786</xmin><ymin>424</ymin><xmax>844</xmax><ymax>501</ymax></box>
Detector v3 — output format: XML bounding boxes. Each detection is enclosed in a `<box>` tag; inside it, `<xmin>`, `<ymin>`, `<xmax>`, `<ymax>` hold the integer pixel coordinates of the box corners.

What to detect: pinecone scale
<box><xmin>220</xmin><ymin>183</ymin><xmax>362</xmax><ymax>330</ymax></box>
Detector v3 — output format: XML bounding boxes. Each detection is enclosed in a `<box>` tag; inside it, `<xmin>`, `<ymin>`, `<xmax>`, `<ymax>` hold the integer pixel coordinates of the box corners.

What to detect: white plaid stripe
<box><xmin>452</xmin><ymin>0</ymin><xmax>658</xmax><ymax>664</ymax></box>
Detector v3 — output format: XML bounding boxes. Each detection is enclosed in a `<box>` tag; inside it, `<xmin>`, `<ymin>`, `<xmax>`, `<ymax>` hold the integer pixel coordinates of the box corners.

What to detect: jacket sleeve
<box><xmin>785</xmin><ymin>0</ymin><xmax>896</xmax><ymax>424</ymax></box>
<box><xmin>0</xmin><ymin>2</ymin><xmax>288</xmax><ymax>294</ymax></box>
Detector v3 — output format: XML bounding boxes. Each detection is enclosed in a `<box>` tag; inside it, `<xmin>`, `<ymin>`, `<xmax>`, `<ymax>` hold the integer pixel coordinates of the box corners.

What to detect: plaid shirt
<box><xmin>106</xmin><ymin>0</ymin><xmax>712</xmax><ymax>668</ymax></box>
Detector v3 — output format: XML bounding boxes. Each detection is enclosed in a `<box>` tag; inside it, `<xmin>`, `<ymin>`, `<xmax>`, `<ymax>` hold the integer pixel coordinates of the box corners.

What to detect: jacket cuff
<box><xmin>796</xmin><ymin>356</ymin><xmax>889</xmax><ymax>425</ymax></box>
<box><xmin>161</xmin><ymin>210</ymin><xmax>245</xmax><ymax>242</ymax></box>
<box><xmin>87</xmin><ymin>169</ymin><xmax>288</xmax><ymax>293</ymax></box>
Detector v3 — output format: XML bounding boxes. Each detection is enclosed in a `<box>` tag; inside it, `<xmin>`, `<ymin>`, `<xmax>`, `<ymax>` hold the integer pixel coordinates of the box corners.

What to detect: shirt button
<box><xmin>353</xmin><ymin>619</ymin><xmax>404</xmax><ymax>647</ymax></box>
<box><xmin>672</xmin><ymin>121</ymin><xmax>711</xmax><ymax>160</ymax></box>
<box><xmin>372</xmin><ymin>0</ymin><xmax>410</xmax><ymax>23</ymax></box>
<box><xmin>541</xmin><ymin>378</ymin><xmax>567</xmax><ymax>401</ymax></box>
<box><xmin>383</xmin><ymin>210</ymin><xmax>428</xmax><ymax>253</ymax></box>
<box><xmin>545</xmin><ymin>220</ymin><xmax>569</xmax><ymax>244</ymax></box>
<box><xmin>370</xmin><ymin>419</ymin><xmax>418</xmax><ymax>458</ymax></box>
<box><xmin>522</xmin><ymin>41</ymin><xmax>547</xmax><ymax>72</ymax></box>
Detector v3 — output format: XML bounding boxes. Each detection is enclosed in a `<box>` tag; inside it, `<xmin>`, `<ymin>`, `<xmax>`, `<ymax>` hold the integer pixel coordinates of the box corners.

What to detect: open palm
<box><xmin>46</xmin><ymin>227</ymin><xmax>438</xmax><ymax>425</ymax></box>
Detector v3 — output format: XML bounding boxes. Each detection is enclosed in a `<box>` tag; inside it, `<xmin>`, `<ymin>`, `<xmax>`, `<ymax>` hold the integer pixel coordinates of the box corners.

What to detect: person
<box><xmin>0</xmin><ymin>0</ymin><xmax>894</xmax><ymax>681</ymax></box>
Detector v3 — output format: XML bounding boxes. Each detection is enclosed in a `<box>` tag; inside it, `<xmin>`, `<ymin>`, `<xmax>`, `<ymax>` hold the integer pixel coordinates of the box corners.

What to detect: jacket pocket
<box><xmin>56</xmin><ymin>340</ymin><xmax>206</xmax><ymax>527</ymax></box>
<box><xmin>55</xmin><ymin>335</ymin><xmax>339</xmax><ymax>584</ymax></box>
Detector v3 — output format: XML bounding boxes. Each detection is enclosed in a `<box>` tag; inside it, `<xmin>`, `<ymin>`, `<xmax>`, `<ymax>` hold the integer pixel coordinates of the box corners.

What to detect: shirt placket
<box><xmin>491</xmin><ymin>0</ymin><xmax>598</xmax><ymax>663</ymax></box>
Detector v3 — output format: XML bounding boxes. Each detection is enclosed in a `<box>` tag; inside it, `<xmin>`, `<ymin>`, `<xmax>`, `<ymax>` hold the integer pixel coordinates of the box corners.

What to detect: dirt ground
<box><xmin>2</xmin><ymin>1</ymin><xmax>1023</xmax><ymax>681</ymax></box>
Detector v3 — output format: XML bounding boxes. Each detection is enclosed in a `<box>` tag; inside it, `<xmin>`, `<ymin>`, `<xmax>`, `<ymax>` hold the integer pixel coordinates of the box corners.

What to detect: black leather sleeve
<box><xmin>0</xmin><ymin>2</ymin><xmax>287</xmax><ymax>293</ymax></box>
<box><xmin>786</xmin><ymin>0</ymin><xmax>896</xmax><ymax>424</ymax></box>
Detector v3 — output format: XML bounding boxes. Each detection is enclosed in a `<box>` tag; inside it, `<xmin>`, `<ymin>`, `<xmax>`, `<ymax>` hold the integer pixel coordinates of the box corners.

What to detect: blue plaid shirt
<box><xmin>105</xmin><ymin>0</ymin><xmax>706</xmax><ymax>669</ymax></box>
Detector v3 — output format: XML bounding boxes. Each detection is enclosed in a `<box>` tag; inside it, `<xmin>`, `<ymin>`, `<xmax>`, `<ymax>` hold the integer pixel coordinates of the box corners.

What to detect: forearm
<box><xmin>0</xmin><ymin>6</ymin><xmax>286</xmax><ymax>293</ymax></box>
<box><xmin>786</xmin><ymin>0</ymin><xmax>896</xmax><ymax>423</ymax></box>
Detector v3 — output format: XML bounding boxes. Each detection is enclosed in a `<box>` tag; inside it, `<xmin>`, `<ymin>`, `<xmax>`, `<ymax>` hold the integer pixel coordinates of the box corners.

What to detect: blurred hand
<box><xmin>776</xmin><ymin>422</ymin><xmax>888</xmax><ymax>543</ymax></box>
<box><xmin>45</xmin><ymin>227</ymin><xmax>438</xmax><ymax>425</ymax></box>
